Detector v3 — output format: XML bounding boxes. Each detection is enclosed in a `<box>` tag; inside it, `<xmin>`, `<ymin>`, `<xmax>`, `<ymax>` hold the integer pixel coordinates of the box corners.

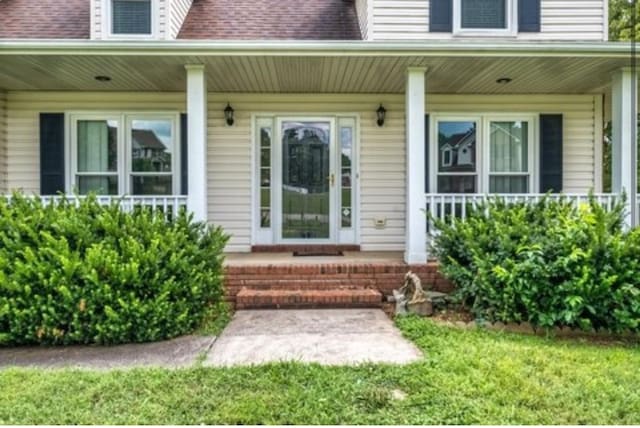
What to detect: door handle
<box><xmin>328</xmin><ymin>173</ymin><xmax>335</xmax><ymax>187</ymax></box>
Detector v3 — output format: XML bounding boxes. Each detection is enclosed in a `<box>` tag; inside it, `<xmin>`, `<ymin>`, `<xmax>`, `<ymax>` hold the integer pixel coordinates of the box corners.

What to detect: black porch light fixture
<box><xmin>376</xmin><ymin>104</ymin><xmax>386</xmax><ymax>127</ymax></box>
<box><xmin>496</xmin><ymin>77</ymin><xmax>512</xmax><ymax>84</ymax></box>
<box><xmin>224</xmin><ymin>103</ymin><xmax>235</xmax><ymax>126</ymax></box>
<box><xmin>94</xmin><ymin>75</ymin><xmax>112</xmax><ymax>82</ymax></box>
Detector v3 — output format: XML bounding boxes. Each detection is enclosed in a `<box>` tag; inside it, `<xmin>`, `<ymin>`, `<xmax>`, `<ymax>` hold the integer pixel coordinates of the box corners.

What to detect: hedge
<box><xmin>430</xmin><ymin>195</ymin><xmax>640</xmax><ymax>333</ymax></box>
<box><xmin>0</xmin><ymin>193</ymin><xmax>228</xmax><ymax>345</ymax></box>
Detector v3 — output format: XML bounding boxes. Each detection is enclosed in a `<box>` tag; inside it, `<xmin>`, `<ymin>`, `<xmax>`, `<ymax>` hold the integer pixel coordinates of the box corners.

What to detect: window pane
<box><xmin>461</xmin><ymin>0</ymin><xmax>506</xmax><ymax>29</ymax></box>
<box><xmin>77</xmin><ymin>120</ymin><xmax>118</xmax><ymax>173</ymax></box>
<box><xmin>132</xmin><ymin>176</ymin><xmax>172</xmax><ymax>195</ymax></box>
<box><xmin>131</xmin><ymin>120</ymin><xmax>173</xmax><ymax>173</ymax></box>
<box><xmin>490</xmin><ymin>176</ymin><xmax>529</xmax><ymax>193</ymax></box>
<box><xmin>77</xmin><ymin>176</ymin><xmax>118</xmax><ymax>195</ymax></box>
<box><xmin>341</xmin><ymin>127</ymin><xmax>353</xmax><ymax>167</ymax></box>
<box><xmin>112</xmin><ymin>0</ymin><xmax>151</xmax><ymax>34</ymax></box>
<box><xmin>340</xmin><ymin>125</ymin><xmax>353</xmax><ymax>229</ymax></box>
<box><xmin>437</xmin><ymin>175</ymin><xmax>477</xmax><ymax>193</ymax></box>
<box><xmin>490</xmin><ymin>121</ymin><xmax>528</xmax><ymax>172</ymax></box>
<box><xmin>438</xmin><ymin>121</ymin><xmax>476</xmax><ymax>173</ymax></box>
<box><xmin>259</xmin><ymin>125</ymin><xmax>272</xmax><ymax>228</ymax></box>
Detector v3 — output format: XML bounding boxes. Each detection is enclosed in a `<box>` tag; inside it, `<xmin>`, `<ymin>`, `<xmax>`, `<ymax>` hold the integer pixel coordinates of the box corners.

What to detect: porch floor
<box><xmin>224</xmin><ymin>251</ymin><xmax>406</xmax><ymax>266</ymax></box>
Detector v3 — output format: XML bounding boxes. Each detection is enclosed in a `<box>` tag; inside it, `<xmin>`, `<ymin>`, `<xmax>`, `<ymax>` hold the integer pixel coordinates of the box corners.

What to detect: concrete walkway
<box><xmin>205</xmin><ymin>309</ymin><xmax>423</xmax><ymax>366</ymax></box>
<box><xmin>0</xmin><ymin>309</ymin><xmax>423</xmax><ymax>369</ymax></box>
<box><xmin>0</xmin><ymin>335</ymin><xmax>215</xmax><ymax>370</ymax></box>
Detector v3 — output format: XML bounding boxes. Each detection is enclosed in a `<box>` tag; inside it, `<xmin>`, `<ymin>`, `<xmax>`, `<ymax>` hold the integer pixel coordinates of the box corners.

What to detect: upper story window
<box><xmin>461</xmin><ymin>0</ymin><xmax>506</xmax><ymax>29</ymax></box>
<box><xmin>453</xmin><ymin>0</ymin><xmax>516</xmax><ymax>36</ymax></box>
<box><xmin>109</xmin><ymin>0</ymin><xmax>154</xmax><ymax>37</ymax></box>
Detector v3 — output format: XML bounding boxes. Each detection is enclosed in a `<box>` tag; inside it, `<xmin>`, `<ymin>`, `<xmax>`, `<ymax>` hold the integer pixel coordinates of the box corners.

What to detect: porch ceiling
<box><xmin>0</xmin><ymin>47</ymin><xmax>633</xmax><ymax>94</ymax></box>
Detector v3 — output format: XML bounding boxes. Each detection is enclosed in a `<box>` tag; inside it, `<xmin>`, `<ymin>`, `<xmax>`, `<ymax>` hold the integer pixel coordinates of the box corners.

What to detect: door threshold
<box><xmin>251</xmin><ymin>244</ymin><xmax>361</xmax><ymax>253</ymax></box>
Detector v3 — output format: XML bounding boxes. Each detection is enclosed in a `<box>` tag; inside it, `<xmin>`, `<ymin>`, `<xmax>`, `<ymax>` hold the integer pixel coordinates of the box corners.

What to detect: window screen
<box><xmin>461</xmin><ymin>0</ymin><xmax>506</xmax><ymax>29</ymax></box>
<box><xmin>112</xmin><ymin>0</ymin><xmax>152</xmax><ymax>35</ymax></box>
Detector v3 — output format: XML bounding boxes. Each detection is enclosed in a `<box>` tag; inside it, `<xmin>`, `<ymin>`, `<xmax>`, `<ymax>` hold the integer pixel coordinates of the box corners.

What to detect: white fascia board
<box><xmin>0</xmin><ymin>40</ymin><xmax>636</xmax><ymax>59</ymax></box>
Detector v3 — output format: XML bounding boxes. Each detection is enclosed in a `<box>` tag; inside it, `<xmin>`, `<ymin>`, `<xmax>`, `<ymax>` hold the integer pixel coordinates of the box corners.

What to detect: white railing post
<box><xmin>185</xmin><ymin>64</ymin><xmax>208</xmax><ymax>223</ymax></box>
<box><xmin>404</xmin><ymin>66</ymin><xmax>428</xmax><ymax>264</ymax></box>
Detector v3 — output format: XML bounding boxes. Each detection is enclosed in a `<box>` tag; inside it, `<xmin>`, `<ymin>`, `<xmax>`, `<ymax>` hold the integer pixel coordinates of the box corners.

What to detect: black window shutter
<box><xmin>430</xmin><ymin>0</ymin><xmax>453</xmax><ymax>32</ymax></box>
<box><xmin>539</xmin><ymin>114</ymin><xmax>563</xmax><ymax>193</ymax></box>
<box><xmin>518</xmin><ymin>0</ymin><xmax>541</xmax><ymax>32</ymax></box>
<box><xmin>39</xmin><ymin>113</ymin><xmax>65</xmax><ymax>195</ymax></box>
<box><xmin>425</xmin><ymin>114</ymin><xmax>430</xmax><ymax>191</ymax></box>
<box><xmin>180</xmin><ymin>113</ymin><xmax>188</xmax><ymax>195</ymax></box>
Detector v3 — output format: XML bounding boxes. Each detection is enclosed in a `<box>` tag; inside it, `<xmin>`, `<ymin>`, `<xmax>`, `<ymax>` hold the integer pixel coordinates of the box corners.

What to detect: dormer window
<box><xmin>461</xmin><ymin>0</ymin><xmax>506</xmax><ymax>29</ymax></box>
<box><xmin>453</xmin><ymin>0</ymin><xmax>516</xmax><ymax>36</ymax></box>
<box><xmin>108</xmin><ymin>0</ymin><xmax>154</xmax><ymax>37</ymax></box>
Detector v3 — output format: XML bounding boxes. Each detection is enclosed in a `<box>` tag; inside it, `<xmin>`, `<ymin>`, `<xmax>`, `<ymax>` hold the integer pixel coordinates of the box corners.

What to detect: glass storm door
<box><xmin>279</xmin><ymin>120</ymin><xmax>334</xmax><ymax>241</ymax></box>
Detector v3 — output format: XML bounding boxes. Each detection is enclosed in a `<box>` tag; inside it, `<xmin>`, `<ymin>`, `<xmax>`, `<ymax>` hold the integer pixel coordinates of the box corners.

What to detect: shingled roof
<box><xmin>0</xmin><ymin>0</ymin><xmax>90</xmax><ymax>39</ymax></box>
<box><xmin>0</xmin><ymin>0</ymin><xmax>361</xmax><ymax>40</ymax></box>
<box><xmin>177</xmin><ymin>0</ymin><xmax>362</xmax><ymax>40</ymax></box>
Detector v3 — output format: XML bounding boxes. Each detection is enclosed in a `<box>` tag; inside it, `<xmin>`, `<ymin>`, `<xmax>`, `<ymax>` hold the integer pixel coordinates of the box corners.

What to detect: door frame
<box><xmin>251</xmin><ymin>113</ymin><xmax>360</xmax><ymax>246</ymax></box>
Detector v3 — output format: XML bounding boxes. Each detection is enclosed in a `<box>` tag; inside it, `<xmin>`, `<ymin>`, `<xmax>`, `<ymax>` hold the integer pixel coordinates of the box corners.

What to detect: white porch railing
<box><xmin>425</xmin><ymin>193</ymin><xmax>621</xmax><ymax>228</ymax></box>
<box><xmin>31</xmin><ymin>195</ymin><xmax>189</xmax><ymax>219</ymax></box>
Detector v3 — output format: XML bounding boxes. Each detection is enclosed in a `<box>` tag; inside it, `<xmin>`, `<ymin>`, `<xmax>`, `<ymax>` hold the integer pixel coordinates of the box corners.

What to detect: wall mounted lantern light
<box><xmin>224</xmin><ymin>103</ymin><xmax>235</xmax><ymax>126</ymax></box>
<box><xmin>376</xmin><ymin>104</ymin><xmax>386</xmax><ymax>127</ymax></box>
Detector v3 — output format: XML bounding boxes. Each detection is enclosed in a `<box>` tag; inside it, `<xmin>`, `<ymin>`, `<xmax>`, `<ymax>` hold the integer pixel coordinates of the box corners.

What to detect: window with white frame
<box><xmin>437</xmin><ymin>120</ymin><xmax>478</xmax><ymax>193</ymax></box>
<box><xmin>454</xmin><ymin>0</ymin><xmax>516</xmax><ymax>35</ymax></box>
<box><xmin>70</xmin><ymin>114</ymin><xmax>179</xmax><ymax>195</ymax></box>
<box><xmin>110</xmin><ymin>0</ymin><xmax>153</xmax><ymax>36</ymax></box>
<box><xmin>488</xmin><ymin>120</ymin><xmax>530</xmax><ymax>193</ymax></box>
<box><xmin>433</xmin><ymin>115</ymin><xmax>535</xmax><ymax>194</ymax></box>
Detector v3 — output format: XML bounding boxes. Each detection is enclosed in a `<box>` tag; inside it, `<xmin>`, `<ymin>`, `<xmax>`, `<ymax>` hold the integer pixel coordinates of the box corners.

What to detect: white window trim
<box><xmin>453</xmin><ymin>0</ymin><xmax>518</xmax><ymax>37</ymax></box>
<box><xmin>102</xmin><ymin>0</ymin><xmax>159</xmax><ymax>40</ymax></box>
<box><xmin>67</xmin><ymin>112</ymin><xmax>180</xmax><ymax>195</ymax></box>
<box><xmin>430</xmin><ymin>113</ymin><xmax>538</xmax><ymax>194</ymax></box>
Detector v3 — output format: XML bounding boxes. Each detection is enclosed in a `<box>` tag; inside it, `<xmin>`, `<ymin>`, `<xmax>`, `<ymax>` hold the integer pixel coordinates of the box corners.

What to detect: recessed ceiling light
<box><xmin>94</xmin><ymin>75</ymin><xmax>112</xmax><ymax>82</ymax></box>
<box><xmin>496</xmin><ymin>77</ymin><xmax>512</xmax><ymax>84</ymax></box>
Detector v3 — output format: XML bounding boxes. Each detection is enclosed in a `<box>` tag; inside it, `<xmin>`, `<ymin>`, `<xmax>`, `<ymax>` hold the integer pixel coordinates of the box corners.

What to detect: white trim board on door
<box><xmin>251</xmin><ymin>113</ymin><xmax>360</xmax><ymax>246</ymax></box>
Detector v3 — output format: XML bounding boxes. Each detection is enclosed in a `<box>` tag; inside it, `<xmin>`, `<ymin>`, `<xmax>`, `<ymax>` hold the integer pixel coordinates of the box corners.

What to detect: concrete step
<box><xmin>235</xmin><ymin>287</ymin><xmax>384</xmax><ymax>309</ymax></box>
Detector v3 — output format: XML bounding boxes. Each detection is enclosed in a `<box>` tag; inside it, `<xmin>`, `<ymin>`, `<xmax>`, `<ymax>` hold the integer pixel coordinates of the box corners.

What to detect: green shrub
<box><xmin>431</xmin><ymin>195</ymin><xmax>640</xmax><ymax>333</ymax></box>
<box><xmin>0</xmin><ymin>192</ymin><xmax>229</xmax><ymax>345</ymax></box>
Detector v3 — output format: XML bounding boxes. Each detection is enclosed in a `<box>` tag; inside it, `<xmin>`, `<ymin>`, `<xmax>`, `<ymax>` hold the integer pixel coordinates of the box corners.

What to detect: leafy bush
<box><xmin>431</xmin><ymin>195</ymin><xmax>640</xmax><ymax>333</ymax></box>
<box><xmin>0</xmin><ymin>192</ymin><xmax>228</xmax><ymax>345</ymax></box>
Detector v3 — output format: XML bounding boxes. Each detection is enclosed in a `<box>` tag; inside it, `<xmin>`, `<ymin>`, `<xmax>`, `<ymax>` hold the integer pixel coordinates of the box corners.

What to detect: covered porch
<box><xmin>0</xmin><ymin>40</ymin><xmax>637</xmax><ymax>263</ymax></box>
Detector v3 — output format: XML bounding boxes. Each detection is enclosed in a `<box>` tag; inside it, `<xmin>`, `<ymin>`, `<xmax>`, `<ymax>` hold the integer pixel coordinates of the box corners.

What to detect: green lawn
<box><xmin>1</xmin><ymin>317</ymin><xmax>639</xmax><ymax>424</ymax></box>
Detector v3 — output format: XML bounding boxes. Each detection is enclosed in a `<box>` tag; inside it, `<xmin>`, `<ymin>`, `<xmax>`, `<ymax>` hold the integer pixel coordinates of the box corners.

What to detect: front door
<box><xmin>253</xmin><ymin>115</ymin><xmax>357</xmax><ymax>246</ymax></box>
<box><xmin>278</xmin><ymin>119</ymin><xmax>335</xmax><ymax>242</ymax></box>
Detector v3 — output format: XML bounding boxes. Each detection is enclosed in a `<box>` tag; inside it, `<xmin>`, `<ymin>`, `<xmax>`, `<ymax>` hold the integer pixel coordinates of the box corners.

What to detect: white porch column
<box><xmin>611</xmin><ymin>67</ymin><xmax>637</xmax><ymax>227</ymax></box>
<box><xmin>185</xmin><ymin>64</ymin><xmax>208</xmax><ymax>222</ymax></box>
<box><xmin>404</xmin><ymin>67</ymin><xmax>427</xmax><ymax>264</ymax></box>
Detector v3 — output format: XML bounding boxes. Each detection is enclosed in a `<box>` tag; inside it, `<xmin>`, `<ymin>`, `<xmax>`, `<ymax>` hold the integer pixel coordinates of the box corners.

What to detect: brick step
<box><xmin>236</xmin><ymin>287</ymin><xmax>383</xmax><ymax>309</ymax></box>
<box><xmin>226</xmin><ymin>278</ymin><xmax>378</xmax><ymax>288</ymax></box>
<box><xmin>224</xmin><ymin>262</ymin><xmax>441</xmax><ymax>276</ymax></box>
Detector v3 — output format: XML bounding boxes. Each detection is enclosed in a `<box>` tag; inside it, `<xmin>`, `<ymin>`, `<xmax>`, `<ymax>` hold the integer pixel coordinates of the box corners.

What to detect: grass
<box><xmin>1</xmin><ymin>317</ymin><xmax>639</xmax><ymax>424</ymax></box>
<box><xmin>194</xmin><ymin>301</ymin><xmax>231</xmax><ymax>336</ymax></box>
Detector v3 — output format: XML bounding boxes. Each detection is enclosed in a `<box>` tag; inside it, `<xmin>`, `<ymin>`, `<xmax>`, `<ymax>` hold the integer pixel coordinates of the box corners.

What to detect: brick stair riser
<box><xmin>223</xmin><ymin>262</ymin><xmax>454</xmax><ymax>306</ymax></box>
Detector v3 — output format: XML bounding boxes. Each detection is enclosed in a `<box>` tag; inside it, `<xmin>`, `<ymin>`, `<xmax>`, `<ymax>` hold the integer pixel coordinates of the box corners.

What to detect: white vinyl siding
<box><xmin>371</xmin><ymin>0</ymin><xmax>607</xmax><ymax>41</ymax></box>
<box><xmin>169</xmin><ymin>0</ymin><xmax>193</xmax><ymax>39</ymax></box>
<box><xmin>0</xmin><ymin>91</ymin><xmax>7</xmax><ymax>193</ymax></box>
<box><xmin>4</xmin><ymin>92</ymin><xmax>599</xmax><ymax>253</ymax></box>
<box><xmin>206</xmin><ymin>94</ymin><xmax>406</xmax><ymax>252</ymax></box>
